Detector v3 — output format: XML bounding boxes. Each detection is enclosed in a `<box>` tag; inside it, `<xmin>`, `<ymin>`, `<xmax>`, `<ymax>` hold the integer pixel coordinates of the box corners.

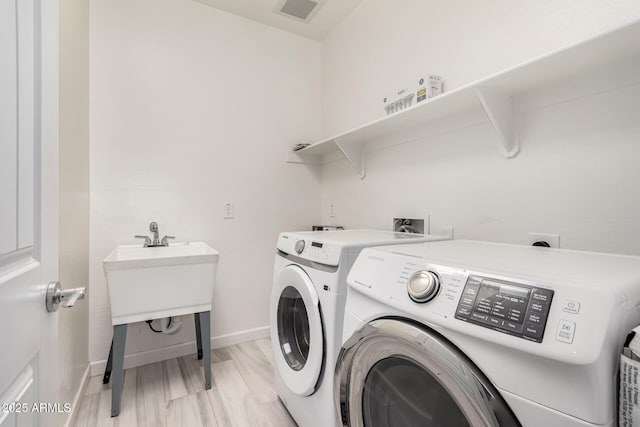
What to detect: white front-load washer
<box><xmin>270</xmin><ymin>230</ymin><xmax>450</xmax><ymax>427</ymax></box>
<box><xmin>336</xmin><ymin>240</ymin><xmax>640</xmax><ymax>427</ymax></box>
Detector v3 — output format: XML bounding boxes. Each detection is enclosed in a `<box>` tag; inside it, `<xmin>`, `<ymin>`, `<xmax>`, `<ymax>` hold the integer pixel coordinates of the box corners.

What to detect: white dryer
<box><xmin>336</xmin><ymin>240</ymin><xmax>640</xmax><ymax>427</ymax></box>
<box><xmin>270</xmin><ymin>230</ymin><xmax>450</xmax><ymax>427</ymax></box>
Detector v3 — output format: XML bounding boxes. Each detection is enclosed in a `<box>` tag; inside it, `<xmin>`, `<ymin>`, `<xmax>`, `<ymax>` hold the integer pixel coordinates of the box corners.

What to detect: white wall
<box><xmin>320</xmin><ymin>0</ymin><xmax>640</xmax><ymax>255</ymax></box>
<box><xmin>89</xmin><ymin>0</ymin><xmax>322</xmax><ymax>367</ymax></box>
<box><xmin>88</xmin><ymin>0</ymin><xmax>640</xmax><ymax>369</ymax></box>
<box><xmin>58</xmin><ymin>0</ymin><xmax>90</xmax><ymax>421</ymax></box>
<box><xmin>322</xmin><ymin>0</ymin><xmax>640</xmax><ymax>136</ymax></box>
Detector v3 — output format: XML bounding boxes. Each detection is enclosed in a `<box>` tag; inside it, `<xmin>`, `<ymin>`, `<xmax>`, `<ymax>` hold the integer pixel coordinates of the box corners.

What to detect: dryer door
<box><xmin>271</xmin><ymin>265</ymin><xmax>324</xmax><ymax>396</ymax></box>
<box><xmin>334</xmin><ymin>318</ymin><xmax>519</xmax><ymax>427</ymax></box>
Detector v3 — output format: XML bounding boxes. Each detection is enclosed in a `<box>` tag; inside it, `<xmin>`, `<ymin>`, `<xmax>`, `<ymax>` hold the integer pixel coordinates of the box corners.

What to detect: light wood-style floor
<box><xmin>72</xmin><ymin>338</ymin><xmax>297</xmax><ymax>427</ymax></box>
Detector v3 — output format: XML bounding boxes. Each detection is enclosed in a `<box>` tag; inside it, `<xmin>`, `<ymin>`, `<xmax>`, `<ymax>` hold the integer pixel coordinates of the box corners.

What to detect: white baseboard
<box><xmin>89</xmin><ymin>325</ymin><xmax>270</xmax><ymax>377</ymax></box>
<box><xmin>63</xmin><ymin>363</ymin><xmax>90</xmax><ymax>427</ymax></box>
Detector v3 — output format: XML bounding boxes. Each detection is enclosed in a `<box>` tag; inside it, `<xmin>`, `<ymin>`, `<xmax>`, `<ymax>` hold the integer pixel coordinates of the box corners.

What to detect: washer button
<box><xmin>463</xmin><ymin>286</ymin><xmax>480</xmax><ymax>297</ymax></box>
<box><xmin>456</xmin><ymin>305</ymin><xmax>472</xmax><ymax>316</ymax></box>
<box><xmin>461</xmin><ymin>295</ymin><xmax>475</xmax><ymax>306</ymax></box>
<box><xmin>556</xmin><ymin>320</ymin><xmax>576</xmax><ymax>344</ymax></box>
<box><xmin>503</xmin><ymin>321</ymin><xmax>520</xmax><ymax>332</ymax></box>
<box><xmin>470</xmin><ymin>312</ymin><xmax>488</xmax><ymax>322</ymax></box>
<box><xmin>532</xmin><ymin>291</ymin><xmax>551</xmax><ymax>303</ymax></box>
<box><xmin>523</xmin><ymin>322</ymin><xmax>543</xmax><ymax>339</ymax></box>
<box><xmin>562</xmin><ymin>300</ymin><xmax>580</xmax><ymax>314</ymax></box>
<box><xmin>488</xmin><ymin>316</ymin><xmax>502</xmax><ymax>326</ymax></box>
<box><xmin>526</xmin><ymin>313</ymin><xmax>542</xmax><ymax>325</ymax></box>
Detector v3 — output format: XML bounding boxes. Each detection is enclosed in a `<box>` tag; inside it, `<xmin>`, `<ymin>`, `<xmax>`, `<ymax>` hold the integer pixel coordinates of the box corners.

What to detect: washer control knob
<box><xmin>295</xmin><ymin>240</ymin><xmax>305</xmax><ymax>254</ymax></box>
<box><xmin>407</xmin><ymin>270</ymin><xmax>440</xmax><ymax>303</ymax></box>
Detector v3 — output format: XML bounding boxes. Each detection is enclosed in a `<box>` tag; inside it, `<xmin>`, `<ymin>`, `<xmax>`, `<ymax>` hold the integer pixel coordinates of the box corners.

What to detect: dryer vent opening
<box><xmin>277</xmin><ymin>0</ymin><xmax>321</xmax><ymax>21</ymax></box>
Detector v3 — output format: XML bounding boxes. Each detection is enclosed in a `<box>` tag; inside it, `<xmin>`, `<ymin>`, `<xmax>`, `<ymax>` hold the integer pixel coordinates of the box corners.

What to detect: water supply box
<box><xmin>383</xmin><ymin>75</ymin><xmax>443</xmax><ymax>115</ymax></box>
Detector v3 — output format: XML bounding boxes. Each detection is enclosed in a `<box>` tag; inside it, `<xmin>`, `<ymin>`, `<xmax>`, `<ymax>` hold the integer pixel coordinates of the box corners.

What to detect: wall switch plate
<box><xmin>329</xmin><ymin>204</ymin><xmax>335</xmax><ymax>218</ymax></box>
<box><xmin>527</xmin><ymin>232</ymin><xmax>560</xmax><ymax>248</ymax></box>
<box><xmin>224</xmin><ymin>202</ymin><xmax>234</xmax><ymax>219</ymax></box>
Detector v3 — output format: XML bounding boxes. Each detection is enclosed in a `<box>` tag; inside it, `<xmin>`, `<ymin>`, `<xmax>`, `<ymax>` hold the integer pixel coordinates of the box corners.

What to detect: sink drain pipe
<box><xmin>161</xmin><ymin>317</ymin><xmax>182</xmax><ymax>334</ymax></box>
<box><xmin>146</xmin><ymin>317</ymin><xmax>183</xmax><ymax>335</ymax></box>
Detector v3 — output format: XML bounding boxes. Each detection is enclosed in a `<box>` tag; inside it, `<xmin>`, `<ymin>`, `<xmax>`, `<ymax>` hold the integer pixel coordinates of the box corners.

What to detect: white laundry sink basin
<box><xmin>103</xmin><ymin>242</ymin><xmax>219</xmax><ymax>325</ymax></box>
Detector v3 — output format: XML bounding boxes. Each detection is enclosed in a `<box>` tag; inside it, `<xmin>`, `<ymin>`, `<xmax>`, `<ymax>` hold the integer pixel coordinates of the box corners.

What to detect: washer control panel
<box><xmin>278</xmin><ymin>234</ymin><xmax>341</xmax><ymax>266</ymax></box>
<box><xmin>454</xmin><ymin>275</ymin><xmax>554</xmax><ymax>343</ymax></box>
<box><xmin>295</xmin><ymin>240</ymin><xmax>332</xmax><ymax>262</ymax></box>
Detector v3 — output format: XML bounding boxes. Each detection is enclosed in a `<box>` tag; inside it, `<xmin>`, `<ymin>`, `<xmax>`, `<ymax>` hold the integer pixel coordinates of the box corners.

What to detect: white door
<box><xmin>270</xmin><ymin>264</ymin><xmax>324</xmax><ymax>396</ymax></box>
<box><xmin>0</xmin><ymin>0</ymin><xmax>59</xmax><ymax>426</ymax></box>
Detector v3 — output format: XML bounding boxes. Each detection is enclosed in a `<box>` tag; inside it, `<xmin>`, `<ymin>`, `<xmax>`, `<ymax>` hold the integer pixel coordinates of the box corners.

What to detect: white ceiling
<box><xmin>193</xmin><ymin>0</ymin><xmax>364</xmax><ymax>41</ymax></box>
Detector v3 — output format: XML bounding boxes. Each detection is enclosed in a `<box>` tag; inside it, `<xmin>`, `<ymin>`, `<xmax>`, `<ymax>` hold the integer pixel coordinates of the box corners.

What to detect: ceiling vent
<box><xmin>275</xmin><ymin>0</ymin><xmax>325</xmax><ymax>22</ymax></box>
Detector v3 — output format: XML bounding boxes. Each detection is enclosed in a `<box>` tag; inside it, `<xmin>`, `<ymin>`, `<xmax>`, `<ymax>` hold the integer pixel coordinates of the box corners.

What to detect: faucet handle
<box><xmin>161</xmin><ymin>235</ymin><xmax>175</xmax><ymax>246</ymax></box>
<box><xmin>135</xmin><ymin>235</ymin><xmax>152</xmax><ymax>247</ymax></box>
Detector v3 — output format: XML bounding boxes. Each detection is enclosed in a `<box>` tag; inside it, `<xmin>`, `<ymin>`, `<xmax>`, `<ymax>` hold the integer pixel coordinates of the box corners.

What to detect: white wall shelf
<box><xmin>286</xmin><ymin>21</ymin><xmax>640</xmax><ymax>178</ymax></box>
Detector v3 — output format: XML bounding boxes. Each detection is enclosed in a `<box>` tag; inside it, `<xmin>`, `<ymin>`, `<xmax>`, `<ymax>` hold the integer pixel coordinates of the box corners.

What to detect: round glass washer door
<box><xmin>362</xmin><ymin>357</ymin><xmax>470</xmax><ymax>427</ymax></box>
<box><xmin>335</xmin><ymin>319</ymin><xmax>519</xmax><ymax>427</ymax></box>
<box><xmin>270</xmin><ymin>265</ymin><xmax>324</xmax><ymax>396</ymax></box>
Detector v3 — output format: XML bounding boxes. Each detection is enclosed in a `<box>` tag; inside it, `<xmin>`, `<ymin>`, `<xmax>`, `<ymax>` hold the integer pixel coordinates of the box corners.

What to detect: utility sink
<box><xmin>103</xmin><ymin>242</ymin><xmax>219</xmax><ymax>325</ymax></box>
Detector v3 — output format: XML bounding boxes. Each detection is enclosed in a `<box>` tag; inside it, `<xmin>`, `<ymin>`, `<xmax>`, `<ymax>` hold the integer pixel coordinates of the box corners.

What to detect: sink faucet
<box><xmin>150</xmin><ymin>221</ymin><xmax>160</xmax><ymax>246</ymax></box>
<box><xmin>135</xmin><ymin>222</ymin><xmax>175</xmax><ymax>247</ymax></box>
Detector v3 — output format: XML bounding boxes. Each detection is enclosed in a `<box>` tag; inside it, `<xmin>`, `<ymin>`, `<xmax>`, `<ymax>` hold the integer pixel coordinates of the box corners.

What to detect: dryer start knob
<box><xmin>407</xmin><ymin>270</ymin><xmax>440</xmax><ymax>303</ymax></box>
<box><xmin>295</xmin><ymin>240</ymin><xmax>305</xmax><ymax>254</ymax></box>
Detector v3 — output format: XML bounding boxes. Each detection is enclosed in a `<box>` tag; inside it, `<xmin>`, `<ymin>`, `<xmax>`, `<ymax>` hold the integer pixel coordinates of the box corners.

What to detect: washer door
<box><xmin>334</xmin><ymin>319</ymin><xmax>520</xmax><ymax>427</ymax></box>
<box><xmin>271</xmin><ymin>265</ymin><xmax>324</xmax><ymax>396</ymax></box>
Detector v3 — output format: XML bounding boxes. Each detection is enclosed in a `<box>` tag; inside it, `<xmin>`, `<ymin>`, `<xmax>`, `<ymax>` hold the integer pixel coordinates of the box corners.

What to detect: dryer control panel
<box><xmin>277</xmin><ymin>234</ymin><xmax>342</xmax><ymax>266</ymax></box>
<box><xmin>454</xmin><ymin>276</ymin><xmax>554</xmax><ymax>343</ymax></box>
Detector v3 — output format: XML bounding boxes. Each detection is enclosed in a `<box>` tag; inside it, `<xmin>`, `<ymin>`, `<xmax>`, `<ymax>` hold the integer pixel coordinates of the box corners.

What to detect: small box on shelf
<box><xmin>384</xmin><ymin>75</ymin><xmax>443</xmax><ymax>115</ymax></box>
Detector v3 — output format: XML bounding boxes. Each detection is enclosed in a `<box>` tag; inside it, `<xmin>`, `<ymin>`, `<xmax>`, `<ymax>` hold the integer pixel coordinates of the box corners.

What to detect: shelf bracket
<box><xmin>335</xmin><ymin>139</ymin><xmax>366</xmax><ymax>179</ymax></box>
<box><xmin>475</xmin><ymin>87</ymin><xmax>519</xmax><ymax>158</ymax></box>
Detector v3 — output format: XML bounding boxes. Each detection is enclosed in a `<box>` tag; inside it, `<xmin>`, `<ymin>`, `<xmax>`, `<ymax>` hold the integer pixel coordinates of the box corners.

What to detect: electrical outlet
<box><xmin>527</xmin><ymin>232</ymin><xmax>560</xmax><ymax>248</ymax></box>
<box><xmin>224</xmin><ymin>202</ymin><xmax>234</xmax><ymax>219</ymax></box>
